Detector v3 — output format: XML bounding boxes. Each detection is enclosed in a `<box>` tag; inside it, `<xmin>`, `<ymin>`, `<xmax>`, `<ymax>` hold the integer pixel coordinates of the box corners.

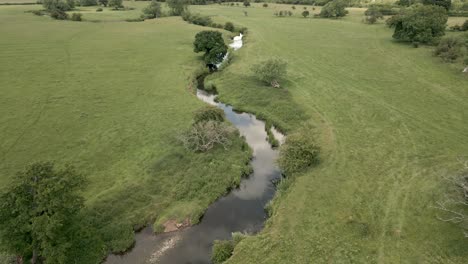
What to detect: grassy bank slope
<box><xmin>0</xmin><ymin>4</ymin><xmax>251</xmax><ymax>261</ymax></box>
<box><xmin>193</xmin><ymin>5</ymin><xmax>468</xmax><ymax>263</ymax></box>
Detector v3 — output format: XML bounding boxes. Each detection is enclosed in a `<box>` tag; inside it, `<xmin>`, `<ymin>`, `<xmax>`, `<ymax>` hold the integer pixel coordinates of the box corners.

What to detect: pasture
<box><xmin>191</xmin><ymin>4</ymin><xmax>468</xmax><ymax>263</ymax></box>
<box><xmin>0</xmin><ymin>4</ymin><xmax>251</xmax><ymax>262</ymax></box>
<box><xmin>0</xmin><ymin>1</ymin><xmax>468</xmax><ymax>263</ymax></box>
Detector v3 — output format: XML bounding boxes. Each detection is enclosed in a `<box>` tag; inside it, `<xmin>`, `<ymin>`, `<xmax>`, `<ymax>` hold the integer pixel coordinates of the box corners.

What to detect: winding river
<box><xmin>105</xmin><ymin>34</ymin><xmax>284</xmax><ymax>264</ymax></box>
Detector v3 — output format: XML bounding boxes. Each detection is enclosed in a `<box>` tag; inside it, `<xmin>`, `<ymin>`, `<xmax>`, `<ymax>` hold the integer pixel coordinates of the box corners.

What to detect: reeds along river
<box><xmin>105</xmin><ymin>33</ymin><xmax>285</xmax><ymax>264</ymax></box>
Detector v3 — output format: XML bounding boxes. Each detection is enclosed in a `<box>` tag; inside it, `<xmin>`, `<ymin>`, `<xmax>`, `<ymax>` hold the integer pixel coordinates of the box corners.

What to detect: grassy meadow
<box><xmin>0</xmin><ymin>4</ymin><xmax>251</xmax><ymax>262</ymax></box>
<box><xmin>1</xmin><ymin>1</ymin><xmax>468</xmax><ymax>263</ymax></box>
<box><xmin>190</xmin><ymin>4</ymin><xmax>468</xmax><ymax>263</ymax></box>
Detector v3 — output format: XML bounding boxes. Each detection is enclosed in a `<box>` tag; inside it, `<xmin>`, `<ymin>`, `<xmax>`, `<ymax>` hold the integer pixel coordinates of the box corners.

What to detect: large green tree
<box><xmin>0</xmin><ymin>162</ymin><xmax>86</xmax><ymax>263</ymax></box>
<box><xmin>193</xmin><ymin>31</ymin><xmax>228</xmax><ymax>65</ymax></box>
<box><xmin>387</xmin><ymin>4</ymin><xmax>448</xmax><ymax>44</ymax></box>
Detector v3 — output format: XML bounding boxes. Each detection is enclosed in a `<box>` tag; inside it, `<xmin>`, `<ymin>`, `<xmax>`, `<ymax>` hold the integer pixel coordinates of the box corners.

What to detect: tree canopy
<box><xmin>319</xmin><ymin>0</ymin><xmax>349</xmax><ymax>18</ymax></box>
<box><xmin>387</xmin><ymin>4</ymin><xmax>448</xmax><ymax>43</ymax></box>
<box><xmin>0</xmin><ymin>162</ymin><xmax>86</xmax><ymax>263</ymax></box>
<box><xmin>193</xmin><ymin>31</ymin><xmax>228</xmax><ymax>65</ymax></box>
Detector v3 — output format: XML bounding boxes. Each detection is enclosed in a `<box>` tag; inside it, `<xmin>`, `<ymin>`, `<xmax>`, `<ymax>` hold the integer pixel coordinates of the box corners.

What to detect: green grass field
<box><xmin>1</xmin><ymin>1</ymin><xmax>468</xmax><ymax>263</ymax></box>
<box><xmin>0</xmin><ymin>4</ymin><xmax>251</xmax><ymax>262</ymax></box>
<box><xmin>190</xmin><ymin>4</ymin><xmax>468</xmax><ymax>263</ymax></box>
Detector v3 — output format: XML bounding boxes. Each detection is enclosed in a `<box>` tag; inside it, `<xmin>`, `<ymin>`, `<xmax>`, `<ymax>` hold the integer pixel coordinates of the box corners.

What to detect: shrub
<box><xmin>98</xmin><ymin>0</ymin><xmax>107</xmax><ymax>6</ymax></box>
<box><xmin>43</xmin><ymin>0</ymin><xmax>73</xmax><ymax>11</ymax></box>
<box><xmin>251</xmin><ymin>58</ymin><xmax>287</xmax><ymax>87</ymax></box>
<box><xmin>50</xmin><ymin>8</ymin><xmax>69</xmax><ymax>19</ymax></box>
<box><xmin>262</xmin><ymin>2</ymin><xmax>267</xmax><ymax>7</ymax></box>
<box><xmin>32</xmin><ymin>10</ymin><xmax>45</xmax><ymax>15</ymax></box>
<box><xmin>364</xmin><ymin>5</ymin><xmax>384</xmax><ymax>24</ymax></box>
<box><xmin>319</xmin><ymin>0</ymin><xmax>348</xmax><ymax>18</ymax></box>
<box><xmin>96</xmin><ymin>7</ymin><xmax>103</xmax><ymax>11</ymax></box>
<box><xmin>178</xmin><ymin>121</ymin><xmax>235</xmax><ymax>152</ymax></box>
<box><xmin>224</xmin><ymin>21</ymin><xmax>235</xmax><ymax>32</ymax></box>
<box><xmin>243</xmin><ymin>0</ymin><xmax>250</xmax><ymax>7</ymax></box>
<box><xmin>182</xmin><ymin>12</ymin><xmax>213</xmax><ymax>26</ymax></box>
<box><xmin>211</xmin><ymin>240</ymin><xmax>234</xmax><ymax>264</ymax></box>
<box><xmin>291</xmin><ymin>5</ymin><xmax>295</xmax><ymax>9</ymax></box>
<box><xmin>278</xmin><ymin>131</ymin><xmax>320</xmax><ymax>175</ymax></box>
<box><xmin>79</xmin><ymin>0</ymin><xmax>97</xmax><ymax>6</ymax></box>
<box><xmin>231</xmin><ymin>232</ymin><xmax>247</xmax><ymax>246</ymax></box>
<box><xmin>167</xmin><ymin>0</ymin><xmax>189</xmax><ymax>15</ymax></box>
<box><xmin>237</xmin><ymin>26</ymin><xmax>248</xmax><ymax>33</ymax></box>
<box><xmin>193</xmin><ymin>105</ymin><xmax>225</xmax><ymax>124</ymax></box>
<box><xmin>125</xmin><ymin>17</ymin><xmax>145</xmax><ymax>21</ymax></box>
<box><xmin>71</xmin><ymin>12</ymin><xmax>82</xmax><ymax>21</ymax></box>
<box><xmin>372</xmin><ymin>4</ymin><xmax>398</xmax><ymax>15</ymax></box>
<box><xmin>434</xmin><ymin>35</ymin><xmax>467</xmax><ymax>62</ymax></box>
<box><xmin>462</xmin><ymin>20</ymin><xmax>468</xmax><ymax>31</ymax></box>
<box><xmin>302</xmin><ymin>10</ymin><xmax>309</xmax><ymax>17</ymax></box>
<box><xmin>386</xmin><ymin>4</ymin><xmax>447</xmax><ymax>44</ymax></box>
<box><xmin>422</xmin><ymin>0</ymin><xmax>451</xmax><ymax>11</ymax></box>
<box><xmin>142</xmin><ymin>0</ymin><xmax>162</xmax><ymax>19</ymax></box>
<box><xmin>450</xmin><ymin>24</ymin><xmax>461</xmax><ymax>31</ymax></box>
<box><xmin>108</xmin><ymin>0</ymin><xmax>122</xmax><ymax>9</ymax></box>
<box><xmin>204</xmin><ymin>81</ymin><xmax>217</xmax><ymax>92</ymax></box>
<box><xmin>212</xmin><ymin>23</ymin><xmax>223</xmax><ymax>28</ymax></box>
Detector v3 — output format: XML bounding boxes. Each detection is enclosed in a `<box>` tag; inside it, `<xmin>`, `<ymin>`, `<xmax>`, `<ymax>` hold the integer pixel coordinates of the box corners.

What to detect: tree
<box><xmin>387</xmin><ymin>4</ymin><xmax>448</xmax><ymax>44</ymax></box>
<box><xmin>422</xmin><ymin>0</ymin><xmax>451</xmax><ymax>11</ymax></box>
<box><xmin>193</xmin><ymin>30</ymin><xmax>228</xmax><ymax>65</ymax></box>
<box><xmin>302</xmin><ymin>10</ymin><xmax>310</xmax><ymax>17</ymax></box>
<box><xmin>319</xmin><ymin>0</ymin><xmax>349</xmax><ymax>18</ymax></box>
<box><xmin>0</xmin><ymin>162</ymin><xmax>86</xmax><ymax>263</ymax></box>
<box><xmin>108</xmin><ymin>0</ymin><xmax>122</xmax><ymax>9</ymax></box>
<box><xmin>98</xmin><ymin>0</ymin><xmax>107</xmax><ymax>6</ymax></box>
<box><xmin>224</xmin><ymin>21</ymin><xmax>235</xmax><ymax>32</ymax></box>
<box><xmin>364</xmin><ymin>5</ymin><xmax>384</xmax><ymax>24</ymax></box>
<box><xmin>167</xmin><ymin>0</ymin><xmax>188</xmax><ymax>15</ymax></box>
<box><xmin>142</xmin><ymin>0</ymin><xmax>162</xmax><ymax>19</ymax></box>
<box><xmin>243</xmin><ymin>0</ymin><xmax>250</xmax><ymax>7</ymax></box>
<box><xmin>251</xmin><ymin>58</ymin><xmax>287</xmax><ymax>87</ymax></box>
